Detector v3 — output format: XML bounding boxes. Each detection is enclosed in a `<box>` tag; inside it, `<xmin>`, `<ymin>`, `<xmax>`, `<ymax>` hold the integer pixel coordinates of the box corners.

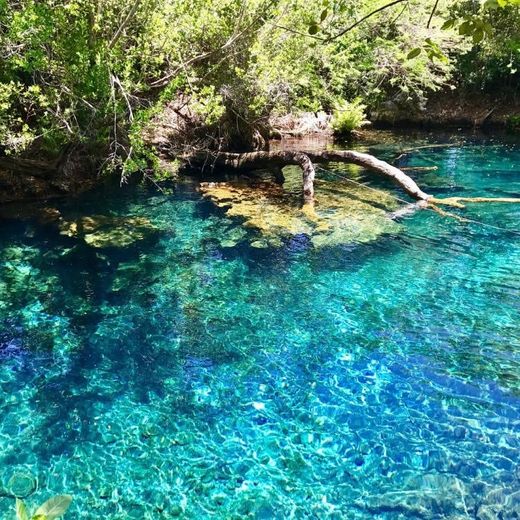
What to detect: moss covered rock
<box><xmin>59</xmin><ymin>215</ymin><xmax>159</xmax><ymax>248</ymax></box>
<box><xmin>200</xmin><ymin>170</ymin><xmax>401</xmax><ymax>248</ymax></box>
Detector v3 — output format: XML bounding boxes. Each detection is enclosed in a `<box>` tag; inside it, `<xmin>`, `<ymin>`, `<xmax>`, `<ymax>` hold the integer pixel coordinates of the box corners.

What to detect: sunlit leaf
<box><xmin>34</xmin><ymin>495</ymin><xmax>72</xmax><ymax>519</ymax></box>
<box><xmin>459</xmin><ymin>21</ymin><xmax>471</xmax><ymax>35</ymax></box>
<box><xmin>441</xmin><ymin>19</ymin><xmax>455</xmax><ymax>30</ymax></box>
<box><xmin>482</xmin><ymin>22</ymin><xmax>493</xmax><ymax>35</ymax></box>
<box><xmin>16</xmin><ymin>499</ymin><xmax>29</xmax><ymax>520</ymax></box>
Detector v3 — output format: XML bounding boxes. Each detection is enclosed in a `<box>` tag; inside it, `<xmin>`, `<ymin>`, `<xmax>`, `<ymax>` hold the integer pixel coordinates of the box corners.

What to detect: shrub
<box><xmin>506</xmin><ymin>115</ymin><xmax>520</xmax><ymax>133</ymax></box>
<box><xmin>331</xmin><ymin>99</ymin><xmax>367</xmax><ymax>135</ymax></box>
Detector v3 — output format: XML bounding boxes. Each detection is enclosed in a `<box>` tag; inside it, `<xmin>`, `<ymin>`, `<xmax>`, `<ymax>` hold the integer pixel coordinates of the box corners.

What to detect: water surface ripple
<box><xmin>0</xmin><ymin>133</ymin><xmax>519</xmax><ymax>518</ymax></box>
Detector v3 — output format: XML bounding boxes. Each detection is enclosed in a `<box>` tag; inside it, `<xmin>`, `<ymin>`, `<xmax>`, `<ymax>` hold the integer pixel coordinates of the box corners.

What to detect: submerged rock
<box><xmin>200</xmin><ymin>170</ymin><xmax>401</xmax><ymax>248</ymax></box>
<box><xmin>2</xmin><ymin>469</ymin><xmax>37</xmax><ymax>499</ymax></box>
<box><xmin>58</xmin><ymin>215</ymin><xmax>159</xmax><ymax>248</ymax></box>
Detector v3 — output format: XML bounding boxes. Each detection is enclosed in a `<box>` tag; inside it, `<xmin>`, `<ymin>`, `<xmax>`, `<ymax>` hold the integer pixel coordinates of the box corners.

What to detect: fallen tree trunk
<box><xmin>187</xmin><ymin>150</ymin><xmax>316</xmax><ymax>199</ymax></box>
<box><xmin>186</xmin><ymin>150</ymin><xmax>520</xmax><ymax>219</ymax></box>
<box><xmin>187</xmin><ymin>149</ymin><xmax>432</xmax><ymax>202</ymax></box>
<box><xmin>305</xmin><ymin>150</ymin><xmax>432</xmax><ymax>201</ymax></box>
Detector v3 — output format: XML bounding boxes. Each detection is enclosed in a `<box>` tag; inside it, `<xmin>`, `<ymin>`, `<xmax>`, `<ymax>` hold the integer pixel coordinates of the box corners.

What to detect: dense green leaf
<box><xmin>473</xmin><ymin>28</ymin><xmax>484</xmax><ymax>43</ymax></box>
<box><xmin>407</xmin><ymin>48</ymin><xmax>422</xmax><ymax>59</ymax></box>
<box><xmin>308</xmin><ymin>23</ymin><xmax>319</xmax><ymax>35</ymax></box>
<box><xmin>458</xmin><ymin>21</ymin><xmax>471</xmax><ymax>35</ymax></box>
<box><xmin>441</xmin><ymin>19</ymin><xmax>455</xmax><ymax>30</ymax></box>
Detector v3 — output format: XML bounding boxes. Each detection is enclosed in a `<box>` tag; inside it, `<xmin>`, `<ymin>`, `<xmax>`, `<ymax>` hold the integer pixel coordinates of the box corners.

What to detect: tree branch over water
<box><xmin>325</xmin><ymin>0</ymin><xmax>410</xmax><ymax>42</ymax></box>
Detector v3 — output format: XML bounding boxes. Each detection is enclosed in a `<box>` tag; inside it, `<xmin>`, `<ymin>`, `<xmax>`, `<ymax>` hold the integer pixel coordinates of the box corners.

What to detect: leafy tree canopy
<box><xmin>0</xmin><ymin>0</ymin><xmax>518</xmax><ymax>170</ymax></box>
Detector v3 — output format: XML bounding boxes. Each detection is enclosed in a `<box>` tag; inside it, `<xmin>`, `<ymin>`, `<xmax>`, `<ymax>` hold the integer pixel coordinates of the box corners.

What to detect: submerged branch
<box><xmin>394</xmin><ymin>143</ymin><xmax>459</xmax><ymax>163</ymax></box>
<box><xmin>401</xmin><ymin>166</ymin><xmax>438</xmax><ymax>171</ymax></box>
<box><xmin>430</xmin><ymin>196</ymin><xmax>520</xmax><ymax>208</ymax></box>
<box><xmin>427</xmin><ymin>203</ymin><xmax>469</xmax><ymax>222</ymax></box>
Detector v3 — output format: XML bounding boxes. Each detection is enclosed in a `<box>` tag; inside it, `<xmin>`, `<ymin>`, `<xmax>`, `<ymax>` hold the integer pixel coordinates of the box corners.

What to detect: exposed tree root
<box><xmin>187</xmin><ymin>150</ymin><xmax>317</xmax><ymax>199</ymax></box>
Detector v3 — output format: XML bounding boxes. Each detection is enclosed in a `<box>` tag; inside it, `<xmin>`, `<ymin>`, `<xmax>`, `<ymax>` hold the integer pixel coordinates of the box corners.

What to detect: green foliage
<box><xmin>191</xmin><ymin>86</ymin><xmax>226</xmax><ymax>126</ymax></box>
<box><xmin>443</xmin><ymin>0</ymin><xmax>520</xmax><ymax>90</ymax></box>
<box><xmin>331</xmin><ymin>99</ymin><xmax>367</xmax><ymax>134</ymax></box>
<box><xmin>507</xmin><ymin>115</ymin><xmax>520</xmax><ymax>133</ymax></box>
<box><xmin>0</xmin><ymin>0</ymin><xmax>518</xmax><ymax>175</ymax></box>
<box><xmin>15</xmin><ymin>495</ymin><xmax>72</xmax><ymax>520</ymax></box>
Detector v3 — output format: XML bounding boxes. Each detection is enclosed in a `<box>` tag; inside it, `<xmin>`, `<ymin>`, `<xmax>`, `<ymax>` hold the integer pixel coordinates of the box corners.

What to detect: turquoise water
<box><xmin>0</xmin><ymin>132</ymin><xmax>519</xmax><ymax>519</ymax></box>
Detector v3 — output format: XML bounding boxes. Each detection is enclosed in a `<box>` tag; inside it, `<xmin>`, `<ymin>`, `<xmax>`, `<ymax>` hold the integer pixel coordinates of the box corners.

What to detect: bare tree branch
<box><xmin>427</xmin><ymin>0</ymin><xmax>441</xmax><ymax>28</ymax></box>
<box><xmin>108</xmin><ymin>0</ymin><xmax>141</xmax><ymax>50</ymax></box>
<box><xmin>326</xmin><ymin>0</ymin><xmax>409</xmax><ymax>42</ymax></box>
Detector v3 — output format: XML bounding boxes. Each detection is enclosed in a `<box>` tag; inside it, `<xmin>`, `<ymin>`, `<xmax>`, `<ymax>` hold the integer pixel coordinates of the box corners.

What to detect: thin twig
<box><xmin>108</xmin><ymin>0</ymin><xmax>141</xmax><ymax>49</ymax></box>
<box><xmin>427</xmin><ymin>0</ymin><xmax>440</xmax><ymax>29</ymax></box>
<box><xmin>326</xmin><ymin>0</ymin><xmax>409</xmax><ymax>42</ymax></box>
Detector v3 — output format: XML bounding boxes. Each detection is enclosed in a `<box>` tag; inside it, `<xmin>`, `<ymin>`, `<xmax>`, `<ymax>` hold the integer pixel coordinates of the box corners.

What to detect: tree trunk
<box><xmin>0</xmin><ymin>146</ymin><xmax>97</xmax><ymax>204</ymax></box>
<box><xmin>186</xmin><ymin>149</ymin><xmax>432</xmax><ymax>202</ymax></box>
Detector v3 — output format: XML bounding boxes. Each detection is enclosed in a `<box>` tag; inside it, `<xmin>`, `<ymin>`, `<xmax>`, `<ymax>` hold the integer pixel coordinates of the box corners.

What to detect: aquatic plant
<box><xmin>15</xmin><ymin>495</ymin><xmax>72</xmax><ymax>520</ymax></box>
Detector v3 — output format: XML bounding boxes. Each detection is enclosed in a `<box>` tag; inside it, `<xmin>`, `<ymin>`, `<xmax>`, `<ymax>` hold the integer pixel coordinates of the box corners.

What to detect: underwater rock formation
<box><xmin>200</xmin><ymin>171</ymin><xmax>401</xmax><ymax>248</ymax></box>
<box><xmin>58</xmin><ymin>215</ymin><xmax>159</xmax><ymax>249</ymax></box>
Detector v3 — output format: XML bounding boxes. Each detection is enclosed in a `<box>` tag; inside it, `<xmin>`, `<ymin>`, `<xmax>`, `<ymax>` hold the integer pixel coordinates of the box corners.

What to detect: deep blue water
<box><xmin>0</xmin><ymin>132</ymin><xmax>519</xmax><ymax>519</ymax></box>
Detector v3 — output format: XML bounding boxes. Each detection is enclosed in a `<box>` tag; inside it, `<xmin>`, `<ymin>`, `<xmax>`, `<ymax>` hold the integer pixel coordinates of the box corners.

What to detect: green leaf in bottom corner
<box><xmin>31</xmin><ymin>516</ymin><xmax>47</xmax><ymax>520</ymax></box>
<box><xmin>16</xmin><ymin>499</ymin><xmax>29</xmax><ymax>520</ymax></box>
<box><xmin>33</xmin><ymin>495</ymin><xmax>72</xmax><ymax>519</ymax></box>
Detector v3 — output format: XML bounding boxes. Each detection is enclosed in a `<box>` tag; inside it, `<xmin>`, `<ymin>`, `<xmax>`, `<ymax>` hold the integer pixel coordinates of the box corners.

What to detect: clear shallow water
<box><xmin>0</xmin><ymin>132</ymin><xmax>519</xmax><ymax>519</ymax></box>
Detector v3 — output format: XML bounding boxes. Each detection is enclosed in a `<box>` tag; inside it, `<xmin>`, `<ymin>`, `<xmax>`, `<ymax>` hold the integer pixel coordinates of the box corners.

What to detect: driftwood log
<box><xmin>188</xmin><ymin>150</ymin><xmax>432</xmax><ymax>202</ymax></box>
<box><xmin>187</xmin><ymin>149</ymin><xmax>520</xmax><ymax>221</ymax></box>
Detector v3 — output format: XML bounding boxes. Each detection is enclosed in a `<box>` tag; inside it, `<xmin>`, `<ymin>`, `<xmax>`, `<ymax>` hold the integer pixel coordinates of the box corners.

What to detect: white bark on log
<box><xmin>305</xmin><ymin>150</ymin><xmax>432</xmax><ymax>201</ymax></box>
<box><xmin>187</xmin><ymin>149</ymin><xmax>432</xmax><ymax>202</ymax></box>
<box><xmin>189</xmin><ymin>150</ymin><xmax>316</xmax><ymax>199</ymax></box>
